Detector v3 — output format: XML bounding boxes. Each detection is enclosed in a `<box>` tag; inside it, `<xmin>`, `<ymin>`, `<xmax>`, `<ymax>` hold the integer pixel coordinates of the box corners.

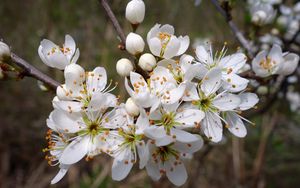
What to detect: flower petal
<box><xmin>201</xmin><ymin>68</ymin><xmax>222</xmax><ymax>96</ymax></box>
<box><xmin>165</xmin><ymin>158</ymin><xmax>187</xmax><ymax>186</ymax></box>
<box><xmin>222</xmin><ymin>73</ymin><xmax>249</xmax><ymax>92</ymax></box>
<box><xmin>173</xmin><ymin>138</ymin><xmax>203</xmax><ymax>153</ymax></box>
<box><xmin>202</xmin><ymin>112</ymin><xmax>223</xmax><ymax>142</ymax></box>
<box><xmin>238</xmin><ymin>93</ymin><xmax>259</xmax><ymax>110</ymax></box>
<box><xmin>163</xmin><ymin>36</ymin><xmax>180</xmax><ymax>59</ymax></box>
<box><xmin>112</xmin><ymin>158</ymin><xmax>134</xmax><ymax>181</ymax></box>
<box><xmin>176</xmin><ymin>35</ymin><xmax>190</xmax><ymax>56</ymax></box>
<box><xmin>149</xmin><ymin>38</ymin><xmax>162</xmax><ymax>57</ymax></box>
<box><xmin>86</xmin><ymin>67</ymin><xmax>107</xmax><ymax>94</ymax></box>
<box><xmin>212</xmin><ymin>93</ymin><xmax>241</xmax><ymax>111</ymax></box>
<box><xmin>137</xmin><ymin>141</ymin><xmax>149</xmax><ymax>169</ymax></box>
<box><xmin>219</xmin><ymin>53</ymin><xmax>247</xmax><ymax>73</ymax></box>
<box><xmin>50</xmin><ymin>109</ymin><xmax>82</xmax><ymax>133</ymax></box>
<box><xmin>225</xmin><ymin>112</ymin><xmax>247</xmax><ymax>137</ymax></box>
<box><xmin>50</xmin><ymin>165</ymin><xmax>69</xmax><ymax>184</ymax></box>
<box><xmin>59</xmin><ymin>136</ymin><xmax>89</xmax><ymax>165</ymax></box>
<box><xmin>171</xmin><ymin>128</ymin><xmax>200</xmax><ymax>143</ymax></box>
<box><xmin>175</xmin><ymin>108</ymin><xmax>204</xmax><ymax>128</ymax></box>
<box><xmin>277</xmin><ymin>53</ymin><xmax>299</xmax><ymax>75</ymax></box>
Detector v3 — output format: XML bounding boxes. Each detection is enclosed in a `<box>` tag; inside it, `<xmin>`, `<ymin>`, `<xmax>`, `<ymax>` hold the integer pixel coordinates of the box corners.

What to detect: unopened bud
<box><xmin>252</xmin><ymin>10</ymin><xmax>267</xmax><ymax>25</ymax></box>
<box><xmin>125</xmin><ymin>97</ymin><xmax>140</xmax><ymax>116</ymax></box>
<box><xmin>138</xmin><ymin>53</ymin><xmax>156</xmax><ymax>71</ymax></box>
<box><xmin>116</xmin><ymin>58</ymin><xmax>134</xmax><ymax>77</ymax></box>
<box><xmin>0</xmin><ymin>41</ymin><xmax>11</xmax><ymax>62</ymax></box>
<box><xmin>126</xmin><ymin>33</ymin><xmax>145</xmax><ymax>55</ymax></box>
<box><xmin>257</xmin><ymin>86</ymin><xmax>268</xmax><ymax>95</ymax></box>
<box><xmin>125</xmin><ymin>0</ymin><xmax>145</xmax><ymax>25</ymax></box>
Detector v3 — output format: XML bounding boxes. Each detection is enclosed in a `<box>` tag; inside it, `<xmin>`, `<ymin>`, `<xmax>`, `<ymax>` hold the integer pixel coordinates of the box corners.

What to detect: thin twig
<box><xmin>210</xmin><ymin>0</ymin><xmax>254</xmax><ymax>58</ymax></box>
<box><xmin>11</xmin><ymin>53</ymin><xmax>60</xmax><ymax>90</ymax></box>
<box><xmin>99</xmin><ymin>0</ymin><xmax>126</xmax><ymax>50</ymax></box>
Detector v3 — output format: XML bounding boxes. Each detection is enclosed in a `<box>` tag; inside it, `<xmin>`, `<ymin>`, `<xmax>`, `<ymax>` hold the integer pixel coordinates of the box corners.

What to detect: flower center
<box><xmin>152</xmin><ymin>145</ymin><xmax>179</xmax><ymax>162</ymax></box>
<box><xmin>259</xmin><ymin>57</ymin><xmax>276</xmax><ymax>72</ymax></box>
<box><xmin>158</xmin><ymin>32</ymin><xmax>171</xmax><ymax>57</ymax></box>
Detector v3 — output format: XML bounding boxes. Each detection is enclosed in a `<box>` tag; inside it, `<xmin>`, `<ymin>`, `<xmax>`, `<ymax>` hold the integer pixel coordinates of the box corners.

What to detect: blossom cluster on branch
<box><xmin>0</xmin><ymin>0</ymin><xmax>299</xmax><ymax>186</ymax></box>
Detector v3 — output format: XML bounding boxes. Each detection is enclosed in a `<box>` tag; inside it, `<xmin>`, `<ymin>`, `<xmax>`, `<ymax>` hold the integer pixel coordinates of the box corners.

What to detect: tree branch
<box><xmin>210</xmin><ymin>0</ymin><xmax>254</xmax><ymax>58</ymax></box>
<box><xmin>99</xmin><ymin>0</ymin><xmax>126</xmax><ymax>50</ymax></box>
<box><xmin>11</xmin><ymin>53</ymin><xmax>60</xmax><ymax>90</ymax></box>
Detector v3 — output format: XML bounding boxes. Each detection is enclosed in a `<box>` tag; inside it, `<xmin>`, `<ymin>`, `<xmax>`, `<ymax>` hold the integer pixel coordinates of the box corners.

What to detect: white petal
<box><xmin>171</xmin><ymin>128</ymin><xmax>200</xmax><ymax>143</ymax></box>
<box><xmin>161</xmin><ymin>83</ymin><xmax>186</xmax><ymax>105</ymax></box>
<box><xmin>268</xmin><ymin>44</ymin><xmax>284</xmax><ymax>65</ymax></box>
<box><xmin>88</xmin><ymin>92</ymin><xmax>117</xmax><ymax>111</ymax></box>
<box><xmin>137</xmin><ymin>141</ymin><xmax>149</xmax><ymax>169</ymax></box>
<box><xmin>71</xmin><ymin>48</ymin><xmax>80</xmax><ymax>64</ymax></box>
<box><xmin>50</xmin><ymin>165</ymin><xmax>69</xmax><ymax>184</ymax></box>
<box><xmin>64</xmin><ymin>35</ymin><xmax>76</xmax><ymax>55</ymax></box>
<box><xmin>195</xmin><ymin>45</ymin><xmax>213</xmax><ymax>65</ymax></box>
<box><xmin>212</xmin><ymin>93</ymin><xmax>241</xmax><ymax>111</ymax></box>
<box><xmin>163</xmin><ymin>36</ymin><xmax>180</xmax><ymax>59</ymax></box>
<box><xmin>149</xmin><ymin>38</ymin><xmax>162</xmax><ymax>57</ymax></box>
<box><xmin>277</xmin><ymin>53</ymin><xmax>299</xmax><ymax>75</ymax></box>
<box><xmin>86</xmin><ymin>67</ymin><xmax>107</xmax><ymax>94</ymax></box>
<box><xmin>175</xmin><ymin>109</ymin><xmax>204</xmax><ymax>128</ymax></box>
<box><xmin>222</xmin><ymin>73</ymin><xmax>249</xmax><ymax>92</ymax></box>
<box><xmin>165</xmin><ymin>158</ymin><xmax>187</xmax><ymax>186</ymax></box>
<box><xmin>238</xmin><ymin>93</ymin><xmax>259</xmax><ymax>110</ymax></box>
<box><xmin>50</xmin><ymin>109</ymin><xmax>82</xmax><ymax>133</ymax></box>
<box><xmin>252</xmin><ymin>50</ymin><xmax>269</xmax><ymax>77</ymax></box>
<box><xmin>111</xmin><ymin>159</ymin><xmax>133</xmax><ymax>181</ymax></box>
<box><xmin>160</xmin><ymin>24</ymin><xmax>175</xmax><ymax>35</ymax></box>
<box><xmin>147</xmin><ymin>24</ymin><xmax>161</xmax><ymax>42</ymax></box>
<box><xmin>182</xmin><ymin>82</ymin><xmax>200</xmax><ymax>101</ymax></box>
<box><xmin>47</xmin><ymin>51</ymin><xmax>69</xmax><ymax>70</ymax></box>
<box><xmin>184</xmin><ymin>63</ymin><xmax>208</xmax><ymax>81</ymax></box>
<box><xmin>146</xmin><ymin>159</ymin><xmax>161</xmax><ymax>181</ymax></box>
<box><xmin>201</xmin><ymin>68</ymin><xmax>222</xmax><ymax>96</ymax></box>
<box><xmin>144</xmin><ymin>126</ymin><xmax>166</xmax><ymax>140</ymax></box>
<box><xmin>135</xmin><ymin>109</ymin><xmax>150</xmax><ymax>134</ymax></box>
<box><xmin>53</xmin><ymin>100</ymin><xmax>83</xmax><ymax>113</ymax></box>
<box><xmin>59</xmin><ymin>136</ymin><xmax>89</xmax><ymax>165</ymax></box>
<box><xmin>176</xmin><ymin>35</ymin><xmax>190</xmax><ymax>56</ymax></box>
<box><xmin>64</xmin><ymin>64</ymin><xmax>85</xmax><ymax>96</ymax></box>
<box><xmin>202</xmin><ymin>112</ymin><xmax>223</xmax><ymax>142</ymax></box>
<box><xmin>173</xmin><ymin>138</ymin><xmax>203</xmax><ymax>153</ymax></box>
<box><xmin>155</xmin><ymin>136</ymin><xmax>173</xmax><ymax>146</ymax></box>
<box><xmin>225</xmin><ymin>112</ymin><xmax>247</xmax><ymax>137</ymax></box>
<box><xmin>219</xmin><ymin>53</ymin><xmax>247</xmax><ymax>73</ymax></box>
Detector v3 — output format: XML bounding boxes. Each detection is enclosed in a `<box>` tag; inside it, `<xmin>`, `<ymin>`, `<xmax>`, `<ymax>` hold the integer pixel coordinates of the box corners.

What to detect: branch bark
<box><xmin>210</xmin><ymin>0</ymin><xmax>254</xmax><ymax>58</ymax></box>
<box><xmin>99</xmin><ymin>0</ymin><xmax>126</xmax><ymax>49</ymax></box>
<box><xmin>11</xmin><ymin>53</ymin><xmax>60</xmax><ymax>90</ymax></box>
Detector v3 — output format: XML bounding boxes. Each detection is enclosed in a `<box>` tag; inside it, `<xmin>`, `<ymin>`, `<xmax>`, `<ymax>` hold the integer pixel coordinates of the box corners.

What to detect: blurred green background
<box><xmin>1</xmin><ymin>0</ymin><xmax>300</xmax><ymax>187</ymax></box>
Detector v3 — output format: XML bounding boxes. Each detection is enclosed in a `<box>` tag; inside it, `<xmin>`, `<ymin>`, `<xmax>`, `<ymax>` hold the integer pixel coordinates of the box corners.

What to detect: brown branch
<box><xmin>210</xmin><ymin>0</ymin><xmax>254</xmax><ymax>58</ymax></box>
<box><xmin>99</xmin><ymin>0</ymin><xmax>126</xmax><ymax>50</ymax></box>
<box><xmin>10</xmin><ymin>53</ymin><xmax>60</xmax><ymax>90</ymax></box>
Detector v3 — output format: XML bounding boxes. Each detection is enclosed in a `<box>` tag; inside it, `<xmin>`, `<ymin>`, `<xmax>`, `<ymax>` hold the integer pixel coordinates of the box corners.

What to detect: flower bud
<box><xmin>252</xmin><ymin>10</ymin><xmax>267</xmax><ymax>25</ymax></box>
<box><xmin>138</xmin><ymin>53</ymin><xmax>156</xmax><ymax>71</ymax></box>
<box><xmin>257</xmin><ymin>86</ymin><xmax>268</xmax><ymax>95</ymax></box>
<box><xmin>126</xmin><ymin>33</ymin><xmax>145</xmax><ymax>55</ymax></box>
<box><xmin>0</xmin><ymin>41</ymin><xmax>11</xmax><ymax>62</ymax></box>
<box><xmin>125</xmin><ymin>97</ymin><xmax>140</xmax><ymax>116</ymax></box>
<box><xmin>125</xmin><ymin>0</ymin><xmax>145</xmax><ymax>25</ymax></box>
<box><xmin>116</xmin><ymin>58</ymin><xmax>134</xmax><ymax>77</ymax></box>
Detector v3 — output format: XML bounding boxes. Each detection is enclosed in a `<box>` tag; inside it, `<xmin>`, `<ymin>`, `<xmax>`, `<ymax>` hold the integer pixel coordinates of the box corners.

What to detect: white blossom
<box><xmin>250</xmin><ymin>3</ymin><xmax>276</xmax><ymax>25</ymax></box>
<box><xmin>147</xmin><ymin>24</ymin><xmax>189</xmax><ymax>59</ymax></box>
<box><xmin>38</xmin><ymin>35</ymin><xmax>79</xmax><ymax>70</ymax></box>
<box><xmin>252</xmin><ymin>44</ymin><xmax>299</xmax><ymax>77</ymax></box>
<box><xmin>125</xmin><ymin>66</ymin><xmax>186</xmax><ymax>112</ymax></box>
<box><xmin>54</xmin><ymin>64</ymin><xmax>117</xmax><ymax>113</ymax></box>
<box><xmin>195</xmin><ymin>44</ymin><xmax>249</xmax><ymax>92</ymax></box>
<box><xmin>145</xmin><ymin>139</ymin><xmax>203</xmax><ymax>186</ymax></box>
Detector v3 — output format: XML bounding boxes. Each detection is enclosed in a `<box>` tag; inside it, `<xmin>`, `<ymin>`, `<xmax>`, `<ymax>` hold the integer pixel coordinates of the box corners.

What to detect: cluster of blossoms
<box><xmin>37</xmin><ymin>1</ymin><xmax>263</xmax><ymax>186</ymax></box>
<box><xmin>0</xmin><ymin>1</ymin><xmax>298</xmax><ymax>186</ymax></box>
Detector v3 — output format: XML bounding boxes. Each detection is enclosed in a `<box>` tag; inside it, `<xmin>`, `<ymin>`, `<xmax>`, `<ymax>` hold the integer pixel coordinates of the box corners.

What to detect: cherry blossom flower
<box><xmin>252</xmin><ymin>44</ymin><xmax>299</xmax><ymax>77</ymax></box>
<box><xmin>195</xmin><ymin>44</ymin><xmax>249</xmax><ymax>92</ymax></box>
<box><xmin>147</xmin><ymin>24</ymin><xmax>189</xmax><ymax>59</ymax></box>
<box><xmin>54</xmin><ymin>64</ymin><xmax>117</xmax><ymax>113</ymax></box>
<box><xmin>38</xmin><ymin>35</ymin><xmax>79</xmax><ymax>70</ymax></box>
<box><xmin>48</xmin><ymin>105</ymin><xmax>127</xmax><ymax>165</ymax></box>
<box><xmin>125</xmin><ymin>66</ymin><xmax>186</xmax><ymax>112</ymax></box>
<box><xmin>144</xmin><ymin>102</ymin><xmax>204</xmax><ymax>146</ymax></box>
<box><xmin>189</xmin><ymin>68</ymin><xmax>242</xmax><ymax>142</ymax></box>
<box><xmin>109</xmin><ymin>109</ymin><xmax>149</xmax><ymax>181</ymax></box>
<box><xmin>145</xmin><ymin>138</ymin><xmax>203</xmax><ymax>186</ymax></box>
<box><xmin>249</xmin><ymin>2</ymin><xmax>277</xmax><ymax>25</ymax></box>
